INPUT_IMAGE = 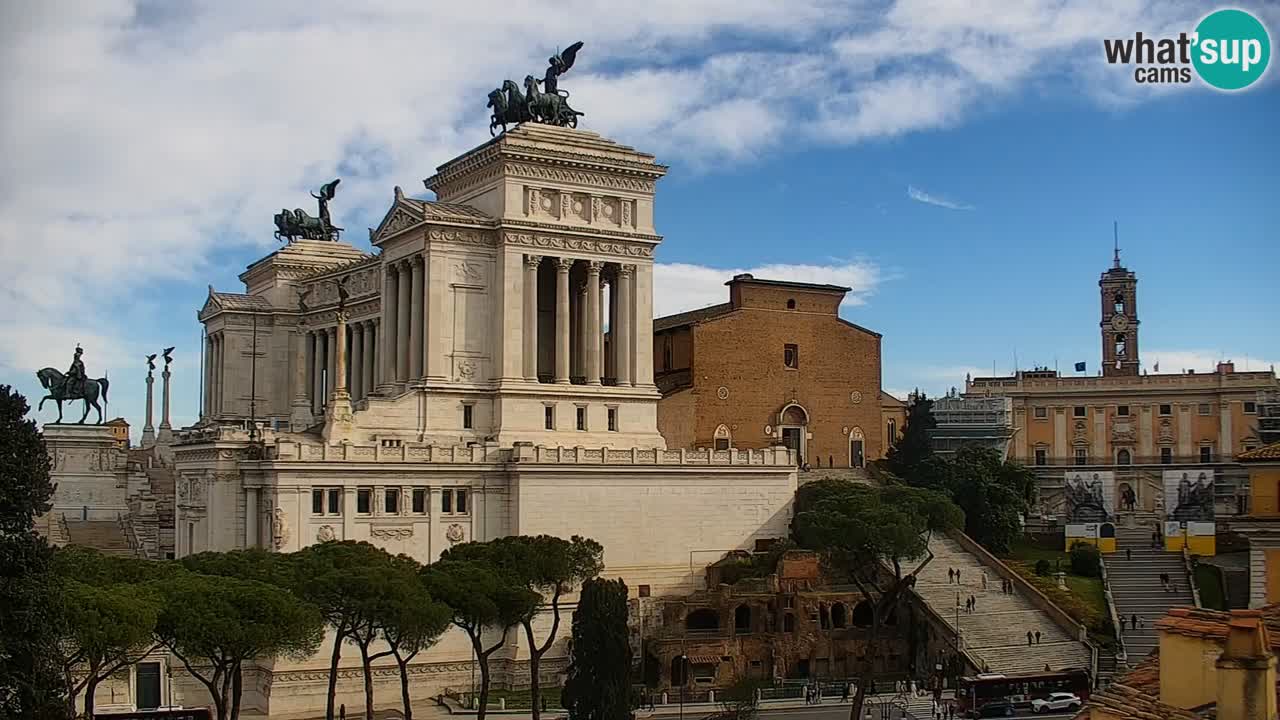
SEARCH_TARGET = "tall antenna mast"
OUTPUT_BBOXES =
[1113,220,1121,268]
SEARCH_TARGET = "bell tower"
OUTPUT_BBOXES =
[1100,226,1139,377]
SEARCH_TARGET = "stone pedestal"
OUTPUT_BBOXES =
[42,424,128,521]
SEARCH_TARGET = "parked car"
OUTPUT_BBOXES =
[973,699,1015,718]
[1031,692,1083,713]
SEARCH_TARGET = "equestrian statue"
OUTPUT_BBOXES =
[36,345,111,424]
[275,179,343,243]
[488,41,585,135]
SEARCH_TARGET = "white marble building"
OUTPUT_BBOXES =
[171,125,798,717]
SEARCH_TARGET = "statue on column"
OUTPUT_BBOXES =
[163,347,174,368]
[36,345,111,424]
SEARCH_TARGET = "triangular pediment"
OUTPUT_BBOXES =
[198,286,221,320]
[370,195,425,245]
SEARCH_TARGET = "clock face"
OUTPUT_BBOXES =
[1110,314,1129,331]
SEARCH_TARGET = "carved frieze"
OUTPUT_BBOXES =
[446,523,465,543]
[427,228,498,247]
[370,526,414,540]
[316,524,336,543]
[505,162,657,193]
[501,231,653,258]
[453,262,485,284]
[382,208,424,237]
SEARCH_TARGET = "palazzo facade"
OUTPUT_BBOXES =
[172,125,799,718]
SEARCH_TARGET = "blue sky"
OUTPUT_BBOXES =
[1,1,1277,436]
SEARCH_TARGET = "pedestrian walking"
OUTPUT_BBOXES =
[956,568,962,584]
[1152,530,1160,548]
[1035,630,1042,644]
[1126,548,1132,561]
[1119,615,1127,632]
[1131,614,1139,629]
[981,570,988,589]
[948,567,955,583]
[970,594,976,611]
[1027,630,1034,645]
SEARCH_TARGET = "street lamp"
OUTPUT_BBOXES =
[678,654,687,720]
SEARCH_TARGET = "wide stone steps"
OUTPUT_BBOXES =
[64,520,138,557]
[911,536,1093,675]
[1104,533,1195,663]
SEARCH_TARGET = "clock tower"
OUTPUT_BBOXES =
[1100,241,1139,377]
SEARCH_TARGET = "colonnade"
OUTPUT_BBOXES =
[525,255,637,386]
[203,332,227,418]
[301,319,379,415]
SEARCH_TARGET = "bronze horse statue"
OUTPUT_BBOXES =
[36,368,110,424]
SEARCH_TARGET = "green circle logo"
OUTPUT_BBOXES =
[1192,8,1271,90]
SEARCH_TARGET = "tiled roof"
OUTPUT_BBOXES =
[1077,683,1198,720]
[1114,652,1160,695]
[210,292,272,311]
[1239,442,1280,462]
[653,303,732,332]
[405,198,493,223]
[1155,607,1233,641]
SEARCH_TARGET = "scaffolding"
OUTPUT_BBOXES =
[1258,388,1280,446]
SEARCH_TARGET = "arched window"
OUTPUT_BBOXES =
[831,603,847,628]
[781,403,808,426]
[1115,333,1127,357]
[1117,449,1131,465]
[786,298,796,310]
[734,605,751,633]
[1114,292,1125,314]
[714,424,731,451]
[887,419,897,442]
[686,608,719,631]
[851,601,874,627]
[671,656,688,686]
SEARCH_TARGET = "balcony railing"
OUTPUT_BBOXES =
[1027,454,1226,467]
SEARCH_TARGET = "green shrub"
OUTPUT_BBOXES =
[1034,559,1051,576]
[1069,542,1102,577]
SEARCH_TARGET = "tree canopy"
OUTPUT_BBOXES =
[561,577,631,720]
[59,580,162,718]
[884,392,937,479]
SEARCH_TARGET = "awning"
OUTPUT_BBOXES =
[687,655,721,666]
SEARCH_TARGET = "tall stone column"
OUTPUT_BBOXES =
[142,367,156,448]
[326,327,337,408]
[291,328,313,431]
[523,255,541,380]
[576,282,588,380]
[381,265,399,390]
[203,337,213,420]
[363,320,376,398]
[245,487,259,549]
[554,258,572,383]
[324,312,354,444]
[158,360,173,443]
[409,256,424,379]
[396,261,411,384]
[350,322,365,401]
[585,261,603,385]
[311,332,324,416]
[600,277,609,380]
[616,264,634,386]
[211,335,221,418]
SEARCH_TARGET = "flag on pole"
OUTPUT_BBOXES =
[1153,361,1159,372]
[1074,361,1086,372]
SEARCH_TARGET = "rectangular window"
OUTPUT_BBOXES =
[1033,406,1047,419]
[456,490,468,514]
[783,344,799,369]
[1200,446,1212,463]
[1034,448,1047,466]
[714,438,730,451]
[638,584,651,598]
[1160,447,1173,464]
[1116,405,1129,416]
[384,489,400,514]
[356,488,372,514]
[1073,406,1086,418]
[576,406,587,431]
[462,404,474,429]
[1199,403,1212,416]
[1159,403,1172,416]
[327,488,341,515]
[607,407,618,432]
[544,405,555,430]
[412,488,426,514]
[1074,448,1088,466]
[312,489,324,514]
[1245,401,1258,414]
[442,489,453,514]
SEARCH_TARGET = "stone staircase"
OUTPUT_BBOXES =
[64,519,139,557]
[1104,525,1195,661]
[913,535,1093,674]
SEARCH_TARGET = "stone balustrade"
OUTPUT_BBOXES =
[268,438,795,466]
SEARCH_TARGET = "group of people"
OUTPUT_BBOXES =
[1026,629,1044,645]
[930,699,958,719]
[960,593,978,614]
[1119,613,1144,632]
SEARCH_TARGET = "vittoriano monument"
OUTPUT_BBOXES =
[487,41,585,135]
[274,178,342,242]
[36,344,111,424]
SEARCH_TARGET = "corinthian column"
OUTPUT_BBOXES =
[363,320,376,398]
[554,258,571,383]
[324,311,354,444]
[585,261,603,385]
[396,261,411,384]
[381,266,399,390]
[350,322,364,401]
[291,327,313,430]
[409,256,424,379]
[616,264,634,386]
[311,331,324,415]
[523,255,541,381]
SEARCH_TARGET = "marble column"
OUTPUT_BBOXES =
[323,313,354,444]
[212,334,222,416]
[159,363,173,439]
[304,331,316,413]
[600,277,609,380]
[382,266,399,388]
[363,320,376,398]
[409,256,424,379]
[142,369,156,447]
[351,322,365,401]
[523,255,541,380]
[576,282,588,381]
[311,331,324,415]
[326,327,337,405]
[554,258,572,383]
[616,264,634,386]
[396,261,411,384]
[203,338,213,419]
[334,319,349,395]
[291,328,313,429]
[245,487,259,549]
[585,261,602,385]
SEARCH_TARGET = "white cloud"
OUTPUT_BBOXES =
[1144,350,1279,375]
[906,185,974,211]
[653,261,882,318]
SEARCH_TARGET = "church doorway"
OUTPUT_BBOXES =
[779,403,808,466]
[781,427,804,466]
[849,427,866,468]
